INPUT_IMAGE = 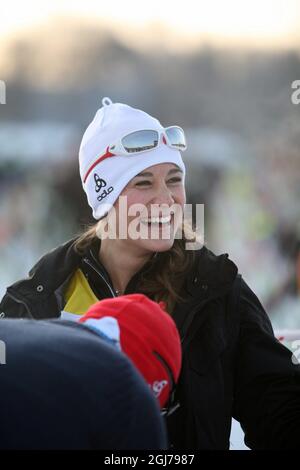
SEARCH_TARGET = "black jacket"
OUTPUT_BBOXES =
[1,237,300,449]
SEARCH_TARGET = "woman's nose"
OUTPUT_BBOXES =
[151,186,175,206]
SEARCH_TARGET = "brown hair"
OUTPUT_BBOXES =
[73,221,198,315]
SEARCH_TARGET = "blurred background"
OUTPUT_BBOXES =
[0,0,299,326]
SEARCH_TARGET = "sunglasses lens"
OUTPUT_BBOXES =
[122,130,159,153]
[165,127,187,151]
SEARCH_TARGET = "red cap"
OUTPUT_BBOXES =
[79,293,182,407]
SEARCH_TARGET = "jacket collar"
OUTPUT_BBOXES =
[185,246,238,300]
[85,238,159,295]
[7,237,81,299]
[7,237,238,319]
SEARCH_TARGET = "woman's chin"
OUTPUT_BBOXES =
[138,237,175,253]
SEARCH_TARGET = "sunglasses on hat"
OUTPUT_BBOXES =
[110,126,187,155]
[83,126,187,184]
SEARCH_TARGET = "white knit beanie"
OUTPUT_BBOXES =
[79,97,186,220]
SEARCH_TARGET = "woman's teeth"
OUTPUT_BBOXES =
[140,216,171,225]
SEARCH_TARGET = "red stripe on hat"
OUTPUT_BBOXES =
[83,147,116,183]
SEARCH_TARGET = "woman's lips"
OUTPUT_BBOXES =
[140,214,173,226]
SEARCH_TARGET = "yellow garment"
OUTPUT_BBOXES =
[63,268,99,317]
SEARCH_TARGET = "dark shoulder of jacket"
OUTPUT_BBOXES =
[27,236,81,279]
[194,246,270,329]
[177,246,239,347]
[238,277,274,338]
[0,236,82,319]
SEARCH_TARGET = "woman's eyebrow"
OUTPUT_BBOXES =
[135,168,183,178]
[168,168,183,175]
[135,172,153,177]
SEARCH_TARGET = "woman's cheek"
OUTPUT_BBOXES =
[126,191,150,215]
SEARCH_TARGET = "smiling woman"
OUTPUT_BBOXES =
[1,97,300,450]
[71,97,197,311]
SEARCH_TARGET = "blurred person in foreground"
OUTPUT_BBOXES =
[1,97,300,449]
[0,293,180,449]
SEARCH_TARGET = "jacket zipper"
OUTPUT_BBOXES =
[5,291,33,318]
[82,257,117,298]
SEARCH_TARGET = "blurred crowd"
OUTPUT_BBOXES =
[0,20,299,328]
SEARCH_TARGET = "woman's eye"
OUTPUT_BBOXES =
[168,178,182,183]
[135,178,182,187]
[135,181,151,186]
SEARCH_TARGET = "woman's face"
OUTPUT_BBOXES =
[112,163,186,254]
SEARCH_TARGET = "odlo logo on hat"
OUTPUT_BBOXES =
[94,174,114,202]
